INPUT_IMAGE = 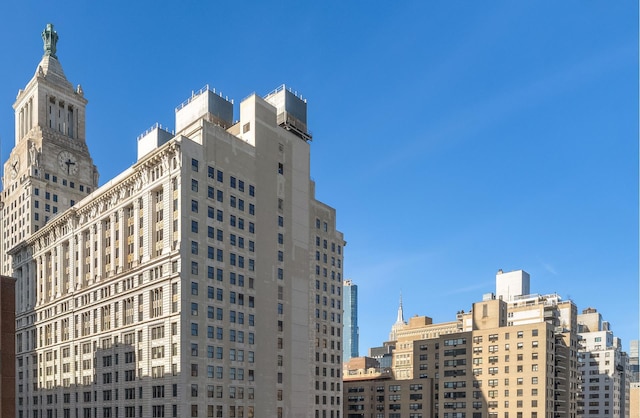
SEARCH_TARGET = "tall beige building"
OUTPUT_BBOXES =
[7,25,344,418]
[348,269,580,418]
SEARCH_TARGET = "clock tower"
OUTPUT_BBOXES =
[1,24,99,274]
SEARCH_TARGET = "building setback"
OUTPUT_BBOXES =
[6,24,345,418]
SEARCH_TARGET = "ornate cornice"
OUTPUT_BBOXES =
[21,140,180,258]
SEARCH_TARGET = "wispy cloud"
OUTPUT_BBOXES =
[443,280,494,296]
[350,248,440,286]
[368,41,636,174]
[540,262,558,276]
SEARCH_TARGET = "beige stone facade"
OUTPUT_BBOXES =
[2,50,98,275]
[347,274,580,418]
[630,383,639,418]
[343,363,433,418]
[7,26,344,418]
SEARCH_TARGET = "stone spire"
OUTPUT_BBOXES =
[31,23,72,90]
[395,293,405,325]
[13,24,87,147]
[389,293,406,341]
[42,23,58,59]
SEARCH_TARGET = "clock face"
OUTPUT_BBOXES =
[58,151,78,175]
[10,155,19,179]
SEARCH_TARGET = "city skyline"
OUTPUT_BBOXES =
[0,1,637,358]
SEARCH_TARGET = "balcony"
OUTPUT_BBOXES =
[544,309,558,320]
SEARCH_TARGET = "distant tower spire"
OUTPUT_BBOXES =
[389,293,406,341]
[42,23,59,59]
[395,293,405,325]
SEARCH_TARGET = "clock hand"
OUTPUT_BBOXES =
[65,159,76,174]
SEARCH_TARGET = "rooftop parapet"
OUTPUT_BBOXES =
[175,85,234,132]
[264,84,312,141]
[137,123,174,160]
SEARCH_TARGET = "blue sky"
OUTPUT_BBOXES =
[0,2,637,353]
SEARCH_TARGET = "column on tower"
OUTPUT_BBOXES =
[61,103,67,136]
[123,204,133,270]
[67,105,74,138]
[109,212,117,276]
[141,191,151,263]
[36,255,43,306]
[76,231,84,289]
[152,186,164,257]
[47,96,54,130]
[19,107,24,139]
[117,207,125,273]
[28,98,33,132]
[28,259,35,309]
[20,99,34,138]
[56,101,63,134]
[56,244,63,297]
[96,220,104,282]
[16,263,23,311]
[63,239,70,294]
[133,199,140,266]
[68,234,75,292]
[171,177,179,250]
[51,247,55,297]
[15,265,24,312]
[162,180,172,254]
[89,225,96,285]
[44,252,51,303]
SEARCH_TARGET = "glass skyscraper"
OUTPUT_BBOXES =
[343,280,359,360]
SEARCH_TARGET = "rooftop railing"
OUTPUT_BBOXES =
[136,122,174,141]
[264,84,307,103]
[175,85,232,112]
